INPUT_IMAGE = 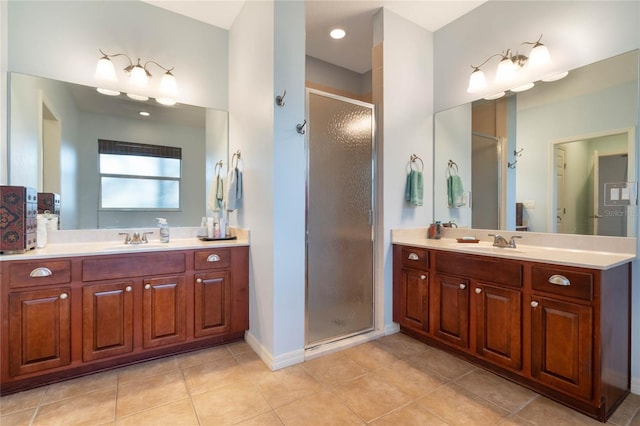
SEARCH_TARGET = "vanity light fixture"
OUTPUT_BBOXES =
[510,82,535,92]
[467,34,551,94]
[330,28,346,39]
[94,49,178,105]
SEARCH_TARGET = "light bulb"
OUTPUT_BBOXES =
[95,57,117,82]
[496,56,516,81]
[467,68,486,93]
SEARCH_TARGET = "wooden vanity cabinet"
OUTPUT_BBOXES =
[392,245,429,332]
[392,244,631,422]
[1,245,249,395]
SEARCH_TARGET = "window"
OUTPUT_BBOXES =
[98,140,181,209]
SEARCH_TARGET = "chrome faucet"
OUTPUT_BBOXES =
[488,234,522,248]
[118,231,154,245]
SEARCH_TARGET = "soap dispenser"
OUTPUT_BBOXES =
[157,218,170,243]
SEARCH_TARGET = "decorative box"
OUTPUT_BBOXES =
[0,186,38,253]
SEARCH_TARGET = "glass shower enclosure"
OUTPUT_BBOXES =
[305,89,375,348]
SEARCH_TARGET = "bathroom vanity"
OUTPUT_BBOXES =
[0,235,249,395]
[392,230,634,422]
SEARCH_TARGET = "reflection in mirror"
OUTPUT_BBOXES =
[434,50,638,237]
[8,73,228,230]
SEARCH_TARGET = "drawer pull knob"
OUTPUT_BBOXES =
[125,286,132,292]
[459,283,466,290]
[196,278,203,283]
[420,275,426,280]
[60,293,68,300]
[531,301,539,308]
[475,288,482,294]
[145,284,151,290]
[548,274,570,286]
[408,253,419,261]
[207,254,221,262]
[30,267,52,277]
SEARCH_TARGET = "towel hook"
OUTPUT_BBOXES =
[410,154,424,171]
[275,89,286,107]
[296,119,307,135]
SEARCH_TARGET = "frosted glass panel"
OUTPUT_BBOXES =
[306,91,374,347]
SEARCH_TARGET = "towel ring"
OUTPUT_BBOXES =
[214,160,223,175]
[410,154,424,172]
[447,160,459,176]
[231,150,242,169]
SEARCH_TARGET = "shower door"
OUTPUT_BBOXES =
[305,89,375,348]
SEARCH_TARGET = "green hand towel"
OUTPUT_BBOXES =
[447,175,465,207]
[405,170,423,206]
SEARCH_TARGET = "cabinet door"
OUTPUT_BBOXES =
[530,296,593,400]
[194,271,231,338]
[82,281,134,361]
[397,269,429,331]
[431,274,469,348]
[9,288,71,376]
[143,276,186,348]
[474,283,521,370]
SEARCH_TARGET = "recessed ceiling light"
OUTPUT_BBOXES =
[330,28,346,40]
[127,93,149,101]
[139,111,150,117]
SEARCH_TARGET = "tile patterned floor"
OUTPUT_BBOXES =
[1,333,639,425]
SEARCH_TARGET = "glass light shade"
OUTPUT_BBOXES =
[126,93,149,101]
[96,87,120,96]
[95,57,117,82]
[496,57,516,81]
[467,69,486,93]
[160,72,177,96]
[528,43,551,67]
[129,65,148,85]
[542,71,568,82]
[156,97,176,106]
[511,82,535,92]
[484,92,505,100]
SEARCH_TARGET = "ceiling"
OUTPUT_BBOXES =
[143,0,486,74]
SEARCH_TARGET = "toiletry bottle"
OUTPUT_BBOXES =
[157,218,170,243]
[198,217,208,237]
[213,217,221,238]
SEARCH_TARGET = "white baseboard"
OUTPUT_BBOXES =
[632,375,640,395]
[385,322,400,335]
[304,329,385,361]
[244,330,305,371]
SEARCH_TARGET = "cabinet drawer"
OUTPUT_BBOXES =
[435,252,522,288]
[7,260,71,288]
[194,249,232,270]
[400,247,429,270]
[532,266,593,301]
[82,252,185,282]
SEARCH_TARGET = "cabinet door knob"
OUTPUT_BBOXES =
[459,283,466,290]
[531,301,539,308]
[408,253,419,260]
[144,284,151,290]
[475,288,482,294]
[60,292,68,300]
[207,254,221,262]
[196,278,203,283]
[30,267,52,277]
[125,286,132,292]
[548,274,570,286]
[420,275,427,280]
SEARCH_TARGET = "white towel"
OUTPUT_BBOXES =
[207,173,223,212]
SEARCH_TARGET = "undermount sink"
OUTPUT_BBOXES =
[99,243,167,252]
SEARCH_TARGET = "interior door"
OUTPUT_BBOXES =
[472,133,500,229]
[595,154,628,236]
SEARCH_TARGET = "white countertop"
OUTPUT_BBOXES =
[0,227,250,261]
[392,228,636,270]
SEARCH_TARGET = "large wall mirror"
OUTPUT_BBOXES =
[8,73,228,230]
[434,50,638,237]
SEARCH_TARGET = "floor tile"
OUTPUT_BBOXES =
[0,408,36,426]
[41,370,118,405]
[608,393,640,426]
[0,387,45,415]
[256,364,323,408]
[341,341,399,371]
[191,380,270,425]
[514,395,602,426]
[116,370,189,418]
[176,345,233,369]
[417,383,510,426]
[369,402,449,425]
[275,389,363,426]
[302,352,367,385]
[374,333,431,358]
[455,368,537,412]
[116,398,198,426]
[32,387,116,426]
[117,356,180,384]
[236,410,284,426]
[631,410,640,426]
[404,347,476,381]
[371,358,446,399]
[227,340,254,356]
[333,372,413,422]
[182,355,247,395]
